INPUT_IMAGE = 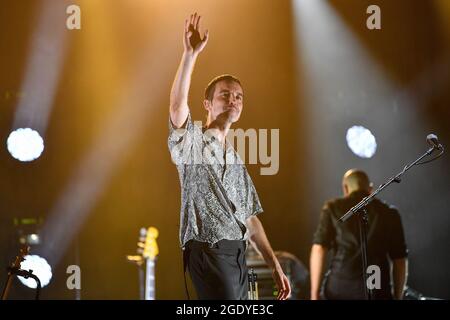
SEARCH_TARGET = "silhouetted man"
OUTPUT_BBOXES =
[310,169,408,300]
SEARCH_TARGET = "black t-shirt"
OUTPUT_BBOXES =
[313,190,408,299]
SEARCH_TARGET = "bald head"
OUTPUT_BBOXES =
[342,169,372,196]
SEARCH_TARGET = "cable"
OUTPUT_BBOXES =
[416,148,445,165]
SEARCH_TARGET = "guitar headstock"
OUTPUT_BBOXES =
[11,245,29,270]
[137,227,159,261]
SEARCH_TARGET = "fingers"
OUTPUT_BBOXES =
[276,290,282,300]
[282,283,291,300]
[184,19,192,40]
[276,277,286,300]
[202,29,209,43]
[275,275,291,300]
[195,14,201,30]
[277,289,285,300]
[187,12,202,30]
[282,276,291,300]
[277,289,287,300]
[194,29,209,53]
[185,14,196,37]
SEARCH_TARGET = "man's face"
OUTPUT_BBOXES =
[204,80,243,124]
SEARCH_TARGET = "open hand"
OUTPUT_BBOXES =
[183,13,209,55]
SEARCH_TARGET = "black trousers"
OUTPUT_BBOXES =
[184,239,248,300]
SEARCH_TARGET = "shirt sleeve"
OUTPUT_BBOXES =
[387,208,408,260]
[168,113,200,165]
[312,203,336,249]
[249,184,263,217]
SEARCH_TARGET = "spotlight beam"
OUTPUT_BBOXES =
[13,0,70,135]
[40,36,176,268]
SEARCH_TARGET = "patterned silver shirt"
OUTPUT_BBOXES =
[168,113,263,247]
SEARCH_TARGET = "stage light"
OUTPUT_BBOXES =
[346,125,377,159]
[6,128,45,162]
[23,233,40,246]
[18,255,52,289]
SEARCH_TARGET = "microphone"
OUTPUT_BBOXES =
[427,134,443,150]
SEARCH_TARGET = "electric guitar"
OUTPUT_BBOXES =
[138,227,159,300]
[1,245,29,300]
[248,268,259,300]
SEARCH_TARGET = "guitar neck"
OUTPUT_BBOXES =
[145,259,155,300]
[248,270,259,300]
[1,273,15,300]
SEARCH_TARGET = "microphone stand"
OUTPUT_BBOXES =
[2,267,42,300]
[339,144,444,300]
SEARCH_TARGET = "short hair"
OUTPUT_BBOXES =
[204,74,242,101]
[343,169,371,192]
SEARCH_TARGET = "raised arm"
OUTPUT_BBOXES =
[170,13,209,128]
